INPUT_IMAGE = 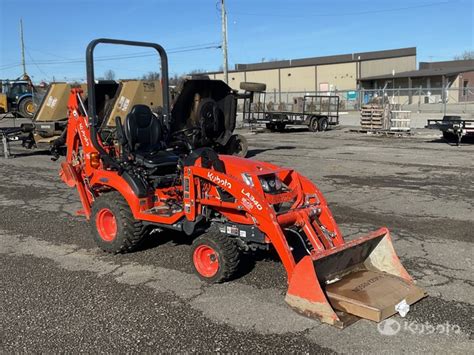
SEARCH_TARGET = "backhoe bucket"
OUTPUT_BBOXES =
[285,228,426,328]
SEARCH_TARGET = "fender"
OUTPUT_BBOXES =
[17,93,33,103]
[90,171,145,218]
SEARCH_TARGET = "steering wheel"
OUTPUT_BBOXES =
[171,126,202,152]
[171,126,201,138]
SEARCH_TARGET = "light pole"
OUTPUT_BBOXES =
[221,0,229,83]
[20,19,27,78]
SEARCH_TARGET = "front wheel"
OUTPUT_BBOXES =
[19,97,35,118]
[91,191,147,253]
[190,230,240,283]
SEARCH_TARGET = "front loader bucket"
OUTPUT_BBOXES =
[285,228,426,328]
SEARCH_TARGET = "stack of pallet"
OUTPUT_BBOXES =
[390,110,411,131]
[360,104,386,130]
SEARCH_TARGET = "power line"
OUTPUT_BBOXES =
[229,1,452,18]
[25,47,50,80]
[0,42,221,70]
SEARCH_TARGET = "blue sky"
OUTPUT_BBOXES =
[0,0,472,82]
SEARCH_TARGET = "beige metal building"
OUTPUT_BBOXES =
[358,59,474,103]
[208,47,417,96]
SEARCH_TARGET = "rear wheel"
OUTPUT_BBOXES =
[91,191,146,253]
[318,117,329,132]
[19,97,35,118]
[191,230,240,283]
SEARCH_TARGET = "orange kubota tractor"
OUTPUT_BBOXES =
[60,39,425,328]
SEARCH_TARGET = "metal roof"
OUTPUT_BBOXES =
[359,66,474,81]
[206,47,416,74]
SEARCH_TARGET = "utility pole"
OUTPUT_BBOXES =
[221,0,229,83]
[19,19,27,77]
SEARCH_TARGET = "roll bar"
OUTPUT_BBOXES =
[85,38,170,163]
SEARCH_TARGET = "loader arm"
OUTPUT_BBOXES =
[185,157,425,328]
[184,161,346,281]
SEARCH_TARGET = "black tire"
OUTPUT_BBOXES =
[19,97,35,118]
[190,229,240,283]
[91,191,147,253]
[442,131,456,142]
[240,82,266,92]
[226,134,248,157]
[318,117,329,132]
[276,123,286,132]
[309,116,318,132]
[266,123,277,131]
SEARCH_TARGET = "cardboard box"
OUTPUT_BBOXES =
[325,270,426,322]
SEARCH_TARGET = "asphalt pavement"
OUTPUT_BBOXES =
[0,124,473,353]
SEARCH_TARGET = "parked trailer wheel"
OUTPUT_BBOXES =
[226,134,248,157]
[309,116,318,132]
[318,117,329,132]
[442,131,456,142]
[91,191,147,253]
[191,230,240,283]
[276,123,286,132]
[19,97,35,118]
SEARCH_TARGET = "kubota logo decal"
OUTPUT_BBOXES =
[207,172,232,189]
[241,189,263,211]
[78,122,90,147]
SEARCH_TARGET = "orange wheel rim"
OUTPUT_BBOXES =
[193,245,219,277]
[96,208,117,241]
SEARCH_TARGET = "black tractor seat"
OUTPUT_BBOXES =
[134,150,179,170]
[123,104,179,170]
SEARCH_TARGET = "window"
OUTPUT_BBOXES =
[463,80,469,96]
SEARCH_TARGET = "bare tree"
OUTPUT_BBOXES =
[142,71,160,81]
[103,69,116,80]
[453,51,474,60]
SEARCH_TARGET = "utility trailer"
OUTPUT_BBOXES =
[243,89,339,132]
[427,115,474,146]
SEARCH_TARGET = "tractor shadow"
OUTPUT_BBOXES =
[137,229,192,251]
[247,145,296,158]
[234,248,282,280]
[136,229,283,281]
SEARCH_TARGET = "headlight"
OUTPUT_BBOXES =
[241,173,254,187]
[259,174,283,193]
[260,178,270,192]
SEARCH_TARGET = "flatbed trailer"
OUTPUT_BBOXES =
[0,125,32,158]
[243,93,340,132]
[427,115,474,146]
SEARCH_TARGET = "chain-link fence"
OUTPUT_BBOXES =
[242,87,474,115]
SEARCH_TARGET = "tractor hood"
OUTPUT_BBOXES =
[220,155,279,175]
[170,79,237,147]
